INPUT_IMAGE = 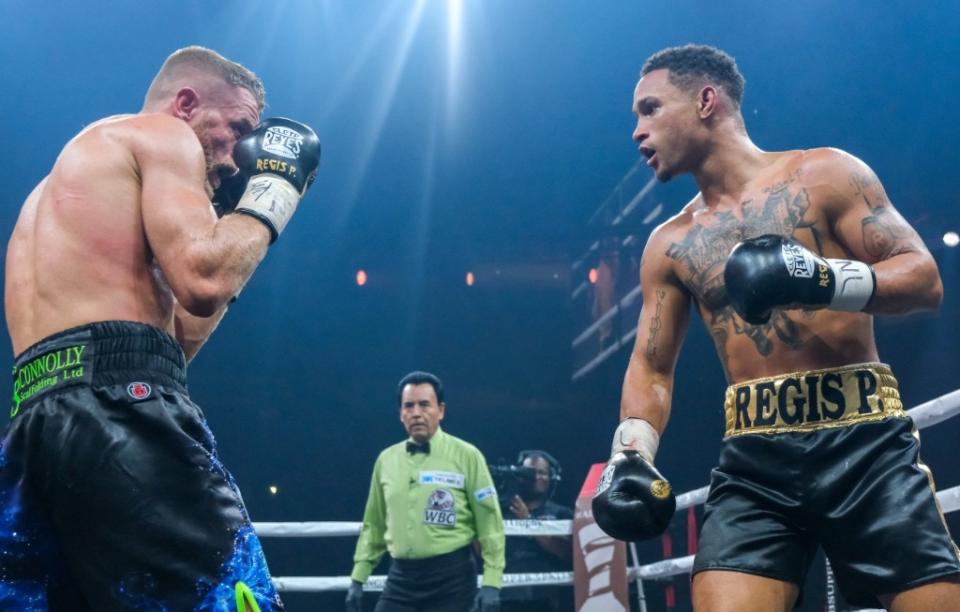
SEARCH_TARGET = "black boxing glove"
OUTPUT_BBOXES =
[232,117,321,242]
[724,234,875,325]
[210,171,246,217]
[592,418,675,541]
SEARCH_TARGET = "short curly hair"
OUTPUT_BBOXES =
[641,44,745,107]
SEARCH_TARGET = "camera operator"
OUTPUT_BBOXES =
[501,451,573,612]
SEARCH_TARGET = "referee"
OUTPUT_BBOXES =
[346,371,505,612]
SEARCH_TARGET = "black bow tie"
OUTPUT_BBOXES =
[407,441,430,455]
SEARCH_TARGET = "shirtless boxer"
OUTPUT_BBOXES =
[591,44,960,611]
[0,46,319,610]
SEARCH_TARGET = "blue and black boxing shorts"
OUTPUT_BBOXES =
[692,362,960,608]
[0,321,282,611]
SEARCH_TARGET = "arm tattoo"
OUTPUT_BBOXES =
[850,172,913,259]
[849,172,881,210]
[645,289,666,359]
[861,212,909,258]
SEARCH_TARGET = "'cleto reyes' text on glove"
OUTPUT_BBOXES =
[231,117,321,242]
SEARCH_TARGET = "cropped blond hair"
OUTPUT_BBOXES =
[144,46,265,111]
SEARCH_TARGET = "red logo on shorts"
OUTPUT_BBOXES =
[126,382,152,400]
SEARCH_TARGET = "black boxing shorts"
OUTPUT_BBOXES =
[0,321,282,611]
[692,362,960,608]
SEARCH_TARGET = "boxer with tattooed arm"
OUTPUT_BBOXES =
[591,44,959,612]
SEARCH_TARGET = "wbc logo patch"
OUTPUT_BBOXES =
[423,488,457,528]
[126,382,152,401]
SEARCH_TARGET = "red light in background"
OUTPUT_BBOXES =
[466,271,475,286]
[588,268,598,284]
[356,270,368,286]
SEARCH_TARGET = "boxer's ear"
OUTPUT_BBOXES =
[697,85,719,119]
[173,87,200,120]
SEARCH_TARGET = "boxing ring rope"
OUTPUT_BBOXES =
[255,518,574,539]
[256,389,960,601]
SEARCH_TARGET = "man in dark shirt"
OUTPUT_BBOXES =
[503,451,573,612]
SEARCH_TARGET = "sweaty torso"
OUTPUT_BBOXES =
[5,115,178,356]
[663,150,877,383]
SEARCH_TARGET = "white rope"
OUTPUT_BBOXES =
[254,521,360,538]
[273,577,359,593]
[676,486,709,511]
[273,572,577,593]
[502,519,573,536]
[501,571,574,587]
[630,554,695,581]
[907,389,960,429]
[939,483,960,514]
[253,519,573,538]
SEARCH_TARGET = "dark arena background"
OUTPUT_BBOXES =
[3,1,959,611]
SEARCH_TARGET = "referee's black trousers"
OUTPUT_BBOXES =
[374,546,478,612]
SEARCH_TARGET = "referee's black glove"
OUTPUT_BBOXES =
[471,586,500,612]
[345,580,364,612]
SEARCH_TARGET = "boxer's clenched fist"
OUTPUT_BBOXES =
[232,117,321,242]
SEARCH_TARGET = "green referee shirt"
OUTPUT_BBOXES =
[350,427,506,587]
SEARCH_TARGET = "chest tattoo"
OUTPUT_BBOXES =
[666,179,821,363]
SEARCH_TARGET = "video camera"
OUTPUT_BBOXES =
[488,464,539,512]
[488,450,562,513]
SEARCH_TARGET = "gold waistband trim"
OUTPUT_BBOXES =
[723,362,904,438]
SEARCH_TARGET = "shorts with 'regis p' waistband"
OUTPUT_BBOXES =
[0,321,282,611]
[692,362,960,608]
